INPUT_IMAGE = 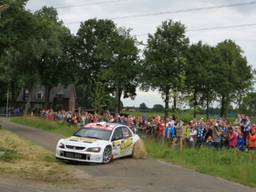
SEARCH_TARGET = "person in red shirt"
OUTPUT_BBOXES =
[228,127,238,148]
[158,120,165,138]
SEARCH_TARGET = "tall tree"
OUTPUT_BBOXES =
[186,41,216,118]
[0,2,73,112]
[34,6,73,108]
[99,28,140,113]
[142,20,189,119]
[76,19,140,112]
[75,19,117,108]
[215,40,253,117]
[0,0,37,109]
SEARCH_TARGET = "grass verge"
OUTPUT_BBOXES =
[11,116,76,136]
[143,138,256,187]
[0,128,81,183]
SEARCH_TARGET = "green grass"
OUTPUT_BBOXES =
[11,117,77,136]
[123,110,217,122]
[144,138,256,187]
[0,147,18,161]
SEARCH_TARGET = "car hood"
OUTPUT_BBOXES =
[59,136,109,148]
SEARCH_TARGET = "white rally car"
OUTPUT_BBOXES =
[56,122,140,163]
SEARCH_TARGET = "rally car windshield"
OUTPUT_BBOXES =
[73,128,112,141]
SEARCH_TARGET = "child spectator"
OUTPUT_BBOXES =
[228,127,238,148]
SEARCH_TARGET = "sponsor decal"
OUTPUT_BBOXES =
[120,138,133,150]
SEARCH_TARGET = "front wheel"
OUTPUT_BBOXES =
[102,146,112,164]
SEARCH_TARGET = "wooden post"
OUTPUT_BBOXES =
[176,120,183,152]
[179,136,183,152]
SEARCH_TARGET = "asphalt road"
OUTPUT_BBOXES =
[1,119,255,192]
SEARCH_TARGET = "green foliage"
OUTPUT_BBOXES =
[142,20,189,118]
[152,104,164,112]
[92,81,111,113]
[144,138,256,187]
[139,103,148,111]
[0,147,18,161]
[99,28,140,113]
[75,19,117,85]
[215,40,253,117]
[240,92,256,115]
[76,19,140,113]
[0,2,73,109]
[186,41,216,117]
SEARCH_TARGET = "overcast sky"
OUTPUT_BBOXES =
[26,0,256,108]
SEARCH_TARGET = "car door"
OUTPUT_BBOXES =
[111,127,124,159]
[120,126,134,157]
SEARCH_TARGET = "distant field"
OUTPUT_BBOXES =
[125,111,256,124]
[122,111,232,122]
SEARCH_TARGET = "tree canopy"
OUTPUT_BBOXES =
[142,20,189,119]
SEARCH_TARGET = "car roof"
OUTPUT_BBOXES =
[83,122,124,131]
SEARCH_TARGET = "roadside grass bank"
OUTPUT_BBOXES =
[11,116,76,136]
[143,138,256,187]
[0,127,81,183]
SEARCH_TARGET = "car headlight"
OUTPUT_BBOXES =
[86,147,101,153]
[58,143,65,149]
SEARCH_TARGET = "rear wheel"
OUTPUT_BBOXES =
[102,146,112,164]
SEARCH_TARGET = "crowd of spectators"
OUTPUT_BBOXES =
[40,109,256,151]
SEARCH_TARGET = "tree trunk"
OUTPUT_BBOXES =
[224,96,230,118]
[193,89,197,118]
[115,84,122,114]
[206,94,209,119]
[24,83,33,115]
[220,95,225,117]
[220,95,229,118]
[44,85,51,109]
[173,90,177,113]
[10,81,15,106]
[164,87,170,121]
[237,93,242,112]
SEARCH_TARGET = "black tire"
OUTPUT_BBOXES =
[102,146,112,164]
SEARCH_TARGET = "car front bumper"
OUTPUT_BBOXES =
[56,148,103,163]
